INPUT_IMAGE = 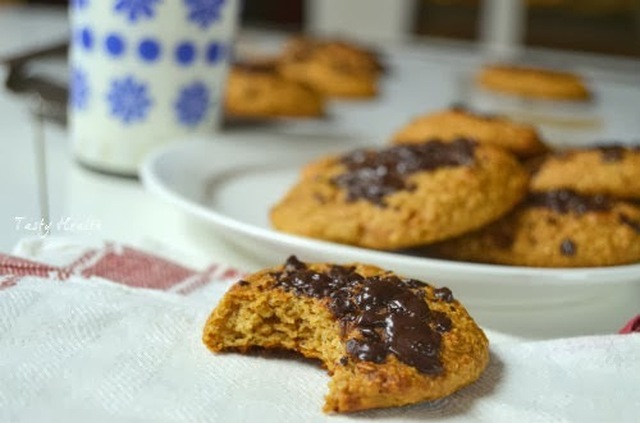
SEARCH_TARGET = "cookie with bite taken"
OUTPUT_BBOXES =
[203,256,489,413]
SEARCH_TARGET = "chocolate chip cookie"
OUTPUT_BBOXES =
[270,139,529,250]
[203,256,489,413]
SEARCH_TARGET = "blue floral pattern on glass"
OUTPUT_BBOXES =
[70,67,90,110]
[174,82,210,126]
[184,0,225,29]
[107,76,152,124]
[114,0,161,23]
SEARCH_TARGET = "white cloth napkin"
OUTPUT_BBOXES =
[0,239,638,422]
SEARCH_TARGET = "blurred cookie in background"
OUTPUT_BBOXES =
[469,64,600,148]
[277,37,384,98]
[391,105,549,159]
[224,59,326,119]
[476,64,591,101]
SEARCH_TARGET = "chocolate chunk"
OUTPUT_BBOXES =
[237,280,250,287]
[284,255,307,271]
[528,190,612,215]
[431,311,453,333]
[560,239,577,256]
[598,146,626,162]
[403,278,428,289]
[273,256,451,375]
[332,139,477,206]
[491,227,516,249]
[594,144,640,163]
[433,287,454,302]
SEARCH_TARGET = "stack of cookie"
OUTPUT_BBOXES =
[224,36,384,119]
[427,145,640,267]
[270,105,640,268]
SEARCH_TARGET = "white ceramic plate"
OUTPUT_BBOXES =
[141,133,640,309]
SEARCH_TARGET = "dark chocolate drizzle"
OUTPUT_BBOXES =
[273,256,452,375]
[332,139,477,206]
[527,189,612,215]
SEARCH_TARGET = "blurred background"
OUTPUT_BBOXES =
[8,0,640,57]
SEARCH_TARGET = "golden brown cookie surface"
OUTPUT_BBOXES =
[530,145,640,200]
[477,64,591,101]
[224,61,325,118]
[203,256,489,413]
[391,106,548,158]
[277,37,381,98]
[424,190,640,267]
[271,139,529,250]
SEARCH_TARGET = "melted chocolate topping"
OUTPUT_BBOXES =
[527,190,612,215]
[332,139,477,206]
[273,256,453,375]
